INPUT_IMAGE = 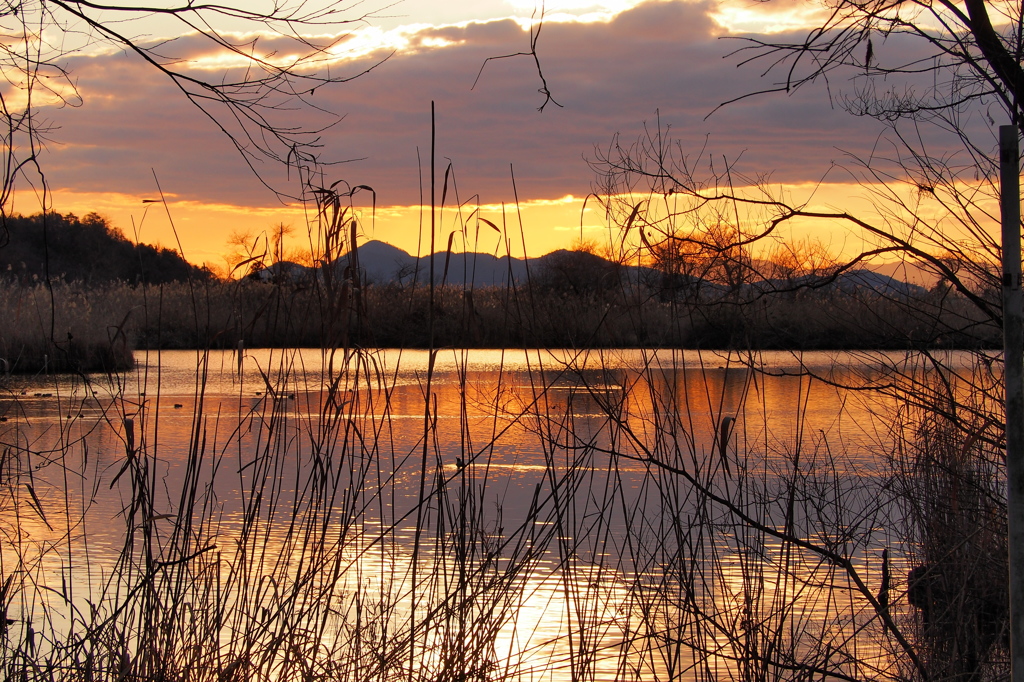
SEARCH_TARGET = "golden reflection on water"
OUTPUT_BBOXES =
[0,348,970,680]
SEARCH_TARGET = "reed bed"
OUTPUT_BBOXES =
[0,267,994,375]
[0,281,136,373]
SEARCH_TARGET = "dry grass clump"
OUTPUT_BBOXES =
[889,362,1008,680]
[0,281,135,373]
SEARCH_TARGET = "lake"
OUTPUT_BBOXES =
[0,348,1001,681]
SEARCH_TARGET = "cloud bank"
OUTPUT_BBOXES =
[39,1,908,210]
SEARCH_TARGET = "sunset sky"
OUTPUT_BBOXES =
[19,0,996,272]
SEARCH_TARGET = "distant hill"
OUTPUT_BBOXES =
[832,269,930,297]
[749,268,930,299]
[335,241,927,299]
[248,240,930,307]
[0,212,212,285]
[336,240,530,287]
[337,241,642,288]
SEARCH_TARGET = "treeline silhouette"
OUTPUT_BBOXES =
[0,212,212,285]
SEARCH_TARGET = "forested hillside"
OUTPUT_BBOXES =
[1,212,212,285]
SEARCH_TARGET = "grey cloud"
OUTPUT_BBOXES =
[36,0,943,211]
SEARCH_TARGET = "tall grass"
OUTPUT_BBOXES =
[0,346,1004,680]
[889,358,1009,679]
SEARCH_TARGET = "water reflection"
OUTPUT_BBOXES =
[0,348,967,680]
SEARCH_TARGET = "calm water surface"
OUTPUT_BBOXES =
[0,348,969,680]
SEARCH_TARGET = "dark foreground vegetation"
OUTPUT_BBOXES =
[0,270,1008,682]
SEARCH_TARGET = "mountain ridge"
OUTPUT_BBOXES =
[339,240,930,296]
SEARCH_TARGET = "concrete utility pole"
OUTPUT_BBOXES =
[1002,124,1024,682]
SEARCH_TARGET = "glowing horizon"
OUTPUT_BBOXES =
[26,172,993,282]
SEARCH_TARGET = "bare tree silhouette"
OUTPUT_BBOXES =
[0,0,390,242]
[585,1,1024,678]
